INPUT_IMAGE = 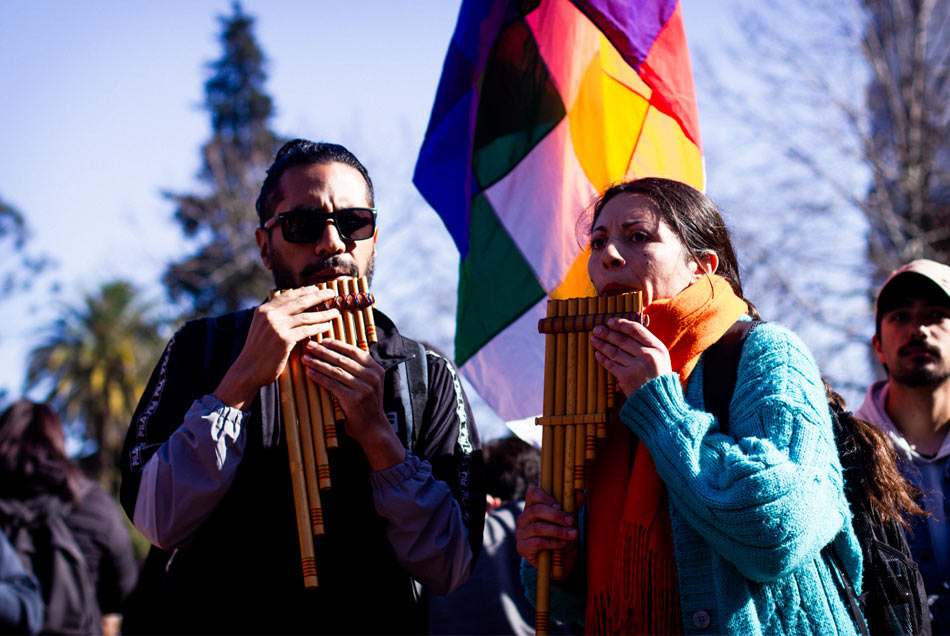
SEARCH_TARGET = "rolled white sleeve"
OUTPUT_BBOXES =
[133,394,248,549]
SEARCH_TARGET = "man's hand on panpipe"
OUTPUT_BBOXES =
[516,486,581,570]
[215,286,340,410]
[302,337,405,471]
[590,317,671,396]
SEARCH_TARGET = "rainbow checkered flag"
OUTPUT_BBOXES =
[414,0,704,421]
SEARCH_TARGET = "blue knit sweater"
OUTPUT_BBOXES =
[524,322,863,635]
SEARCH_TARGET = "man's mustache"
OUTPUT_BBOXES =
[898,338,942,358]
[300,255,359,281]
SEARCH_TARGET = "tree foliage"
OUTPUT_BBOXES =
[163,2,282,318]
[693,0,950,394]
[0,197,50,299]
[861,0,950,282]
[24,281,163,495]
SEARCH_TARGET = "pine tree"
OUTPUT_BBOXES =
[164,2,283,317]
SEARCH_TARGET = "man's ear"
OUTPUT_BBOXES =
[872,332,885,365]
[255,227,273,271]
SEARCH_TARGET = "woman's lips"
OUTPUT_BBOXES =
[601,283,637,296]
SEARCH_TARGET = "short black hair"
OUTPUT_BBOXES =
[483,435,540,502]
[255,139,374,225]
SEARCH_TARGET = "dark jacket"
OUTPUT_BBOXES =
[0,480,138,635]
[66,484,139,617]
[119,308,484,635]
[0,526,43,634]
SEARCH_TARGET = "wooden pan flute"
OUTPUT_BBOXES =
[271,276,377,589]
[534,291,645,634]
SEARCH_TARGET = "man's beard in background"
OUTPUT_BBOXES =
[890,338,950,388]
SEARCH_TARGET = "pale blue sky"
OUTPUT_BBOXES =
[0,0,466,398]
[1,0,464,289]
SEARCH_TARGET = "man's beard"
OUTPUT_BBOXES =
[269,249,375,290]
[890,340,950,388]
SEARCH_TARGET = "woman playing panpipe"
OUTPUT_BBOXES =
[515,178,864,635]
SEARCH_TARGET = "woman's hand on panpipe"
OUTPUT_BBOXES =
[590,318,671,397]
[214,286,340,411]
[301,338,405,471]
[515,486,581,570]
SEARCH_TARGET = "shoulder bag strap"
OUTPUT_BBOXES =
[402,339,429,452]
[824,544,872,636]
[702,320,759,434]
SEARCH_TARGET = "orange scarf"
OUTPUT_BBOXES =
[585,275,748,635]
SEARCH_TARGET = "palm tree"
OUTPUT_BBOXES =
[25,280,163,495]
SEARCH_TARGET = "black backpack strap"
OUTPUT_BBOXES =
[201,310,279,443]
[203,309,254,378]
[390,338,429,452]
[702,320,759,434]
[389,339,429,607]
[824,544,872,636]
[401,339,429,452]
[204,319,216,377]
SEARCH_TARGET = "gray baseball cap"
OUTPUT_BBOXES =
[875,259,950,332]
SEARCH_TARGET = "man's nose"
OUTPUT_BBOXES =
[314,221,346,256]
[908,314,935,338]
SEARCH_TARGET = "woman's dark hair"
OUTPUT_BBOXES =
[255,138,375,225]
[589,177,759,318]
[0,400,82,502]
[825,383,926,526]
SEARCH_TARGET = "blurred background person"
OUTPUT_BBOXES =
[856,259,950,633]
[0,526,43,634]
[427,434,579,635]
[0,400,137,635]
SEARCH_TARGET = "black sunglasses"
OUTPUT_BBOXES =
[262,207,377,243]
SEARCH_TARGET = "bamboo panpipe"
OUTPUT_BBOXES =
[533,291,645,635]
[271,276,378,589]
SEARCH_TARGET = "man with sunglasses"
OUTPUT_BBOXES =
[119,139,485,634]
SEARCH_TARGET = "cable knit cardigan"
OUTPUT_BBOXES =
[524,321,863,635]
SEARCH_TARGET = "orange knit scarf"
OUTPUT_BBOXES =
[584,275,748,635]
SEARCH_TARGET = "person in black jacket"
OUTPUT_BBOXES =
[428,435,581,635]
[0,400,138,635]
[119,139,485,635]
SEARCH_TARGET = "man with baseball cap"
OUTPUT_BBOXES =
[856,258,950,632]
